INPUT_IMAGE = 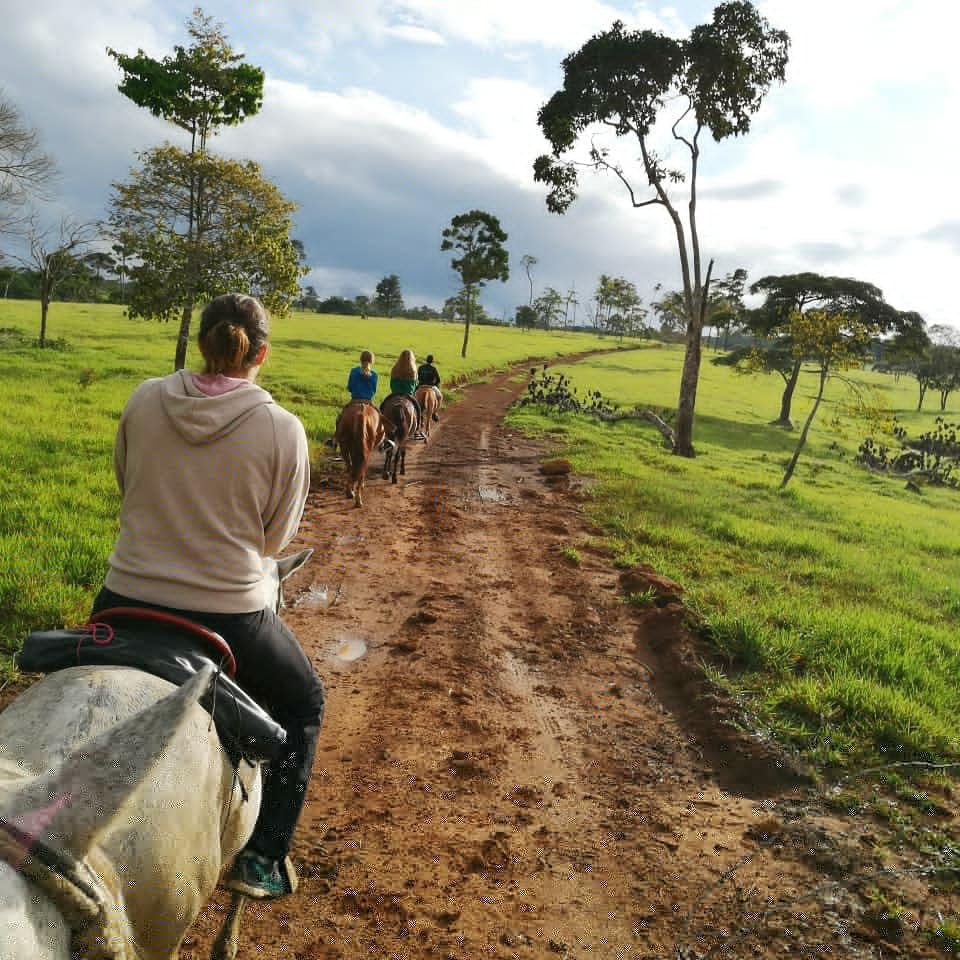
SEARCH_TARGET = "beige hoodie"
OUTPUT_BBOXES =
[105,371,310,613]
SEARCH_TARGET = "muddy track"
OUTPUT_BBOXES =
[180,363,917,960]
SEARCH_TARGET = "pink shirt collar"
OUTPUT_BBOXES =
[191,373,249,397]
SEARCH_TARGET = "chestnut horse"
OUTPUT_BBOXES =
[380,394,418,484]
[415,385,442,440]
[334,401,386,507]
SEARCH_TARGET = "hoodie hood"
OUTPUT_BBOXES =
[160,370,274,444]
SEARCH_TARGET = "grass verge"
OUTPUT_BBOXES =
[507,345,960,769]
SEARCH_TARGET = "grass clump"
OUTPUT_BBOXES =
[928,918,960,953]
[559,544,582,566]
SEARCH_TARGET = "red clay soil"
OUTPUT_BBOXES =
[14,359,949,958]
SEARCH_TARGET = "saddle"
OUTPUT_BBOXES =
[17,609,286,766]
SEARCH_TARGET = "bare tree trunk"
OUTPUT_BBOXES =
[175,302,193,371]
[460,283,472,358]
[673,311,703,457]
[917,383,926,411]
[39,296,49,347]
[673,259,713,458]
[780,366,828,489]
[773,359,802,428]
[175,154,201,372]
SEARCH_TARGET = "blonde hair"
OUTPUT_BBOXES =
[360,350,374,374]
[391,349,416,380]
[198,294,269,375]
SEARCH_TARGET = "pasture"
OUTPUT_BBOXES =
[508,346,960,768]
[0,300,624,674]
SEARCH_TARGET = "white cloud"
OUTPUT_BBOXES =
[0,0,955,328]
[451,78,553,183]
[386,0,673,49]
[383,24,446,46]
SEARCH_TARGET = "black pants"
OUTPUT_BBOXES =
[92,586,325,860]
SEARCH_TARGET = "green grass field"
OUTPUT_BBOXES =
[507,345,960,769]
[0,300,625,673]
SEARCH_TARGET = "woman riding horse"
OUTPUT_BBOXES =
[327,349,379,447]
[385,349,425,440]
[91,293,324,900]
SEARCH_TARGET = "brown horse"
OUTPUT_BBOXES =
[415,385,442,440]
[334,401,385,507]
[380,394,418,483]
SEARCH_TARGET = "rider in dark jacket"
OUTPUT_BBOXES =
[417,355,441,422]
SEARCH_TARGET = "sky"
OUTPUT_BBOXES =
[0,0,956,327]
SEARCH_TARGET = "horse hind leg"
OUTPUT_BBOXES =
[342,451,355,498]
[354,458,367,508]
[211,892,248,960]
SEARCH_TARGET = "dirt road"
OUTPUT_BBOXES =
[182,363,921,960]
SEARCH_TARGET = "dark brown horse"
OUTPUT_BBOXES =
[380,394,418,483]
[334,401,385,507]
[415,385,442,440]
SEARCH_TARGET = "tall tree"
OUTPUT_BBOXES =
[441,210,509,357]
[930,347,960,411]
[564,287,578,327]
[651,286,686,336]
[515,304,537,330]
[746,273,903,427]
[881,317,931,407]
[374,274,404,317]
[709,268,747,348]
[780,310,871,488]
[534,3,789,456]
[0,92,55,234]
[520,254,537,306]
[14,217,97,346]
[109,146,301,331]
[533,286,564,330]
[82,251,116,300]
[108,8,265,369]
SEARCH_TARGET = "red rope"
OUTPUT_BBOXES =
[76,621,114,660]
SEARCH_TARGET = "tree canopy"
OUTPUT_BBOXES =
[737,273,912,427]
[107,8,268,369]
[109,145,301,339]
[533,2,789,456]
[107,8,263,153]
[374,274,404,317]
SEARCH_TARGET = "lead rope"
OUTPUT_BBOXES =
[76,621,114,661]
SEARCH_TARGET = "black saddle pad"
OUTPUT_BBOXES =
[17,623,286,765]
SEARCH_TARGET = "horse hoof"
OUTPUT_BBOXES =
[346,490,354,499]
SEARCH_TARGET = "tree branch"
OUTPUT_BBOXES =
[670,98,696,152]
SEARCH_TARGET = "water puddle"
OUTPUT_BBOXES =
[296,585,332,608]
[478,486,510,504]
[331,637,368,662]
